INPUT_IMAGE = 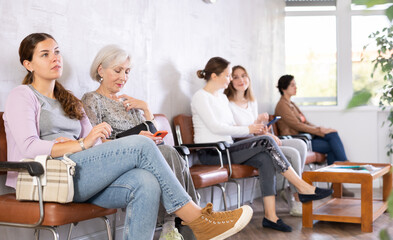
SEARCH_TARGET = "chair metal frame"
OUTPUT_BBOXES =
[174,116,259,208]
[154,114,230,210]
[0,161,113,240]
[175,126,229,209]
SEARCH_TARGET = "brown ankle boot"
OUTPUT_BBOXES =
[182,203,253,240]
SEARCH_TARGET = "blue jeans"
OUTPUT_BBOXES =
[67,135,192,240]
[312,132,347,165]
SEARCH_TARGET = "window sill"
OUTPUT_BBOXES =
[299,105,391,112]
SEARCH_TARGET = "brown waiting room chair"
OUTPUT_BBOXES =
[0,112,117,240]
[153,114,230,209]
[173,114,259,208]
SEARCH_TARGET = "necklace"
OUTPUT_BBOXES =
[96,89,120,102]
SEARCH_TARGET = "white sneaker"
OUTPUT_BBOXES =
[159,222,184,240]
[290,201,302,217]
[279,189,288,203]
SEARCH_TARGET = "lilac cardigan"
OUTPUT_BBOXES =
[3,85,93,188]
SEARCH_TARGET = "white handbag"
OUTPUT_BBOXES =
[16,154,76,203]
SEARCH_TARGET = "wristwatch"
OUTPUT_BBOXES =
[78,138,86,150]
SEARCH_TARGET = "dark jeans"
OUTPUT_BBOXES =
[197,135,292,197]
[311,132,347,165]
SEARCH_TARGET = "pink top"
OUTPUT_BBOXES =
[3,85,94,188]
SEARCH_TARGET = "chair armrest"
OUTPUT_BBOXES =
[277,135,291,140]
[291,133,312,141]
[218,141,231,148]
[278,133,313,151]
[0,161,44,177]
[180,142,229,168]
[181,142,227,151]
[173,146,190,156]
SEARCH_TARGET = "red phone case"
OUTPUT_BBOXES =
[153,131,168,138]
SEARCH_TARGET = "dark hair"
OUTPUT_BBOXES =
[19,33,84,120]
[196,57,230,81]
[277,74,294,96]
[224,65,255,102]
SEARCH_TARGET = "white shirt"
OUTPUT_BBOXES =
[191,89,249,144]
[228,101,258,126]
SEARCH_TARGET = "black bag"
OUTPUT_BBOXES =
[115,121,157,139]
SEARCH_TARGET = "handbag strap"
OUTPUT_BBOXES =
[143,122,150,132]
[63,153,77,176]
[33,155,50,186]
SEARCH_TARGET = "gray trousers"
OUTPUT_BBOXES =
[198,135,292,197]
[277,138,307,193]
[157,145,198,225]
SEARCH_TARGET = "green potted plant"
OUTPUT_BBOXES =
[350,1,393,238]
[349,2,393,154]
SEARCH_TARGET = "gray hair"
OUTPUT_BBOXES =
[90,44,131,82]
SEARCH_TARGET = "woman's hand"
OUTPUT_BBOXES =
[256,112,269,124]
[84,122,113,149]
[248,123,268,135]
[118,94,154,120]
[320,127,337,134]
[119,94,149,112]
[54,137,73,143]
[266,133,282,146]
[139,130,163,145]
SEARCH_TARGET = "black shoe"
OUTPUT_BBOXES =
[262,218,292,232]
[298,187,333,203]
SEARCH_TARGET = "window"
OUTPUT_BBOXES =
[285,16,337,106]
[285,0,392,107]
[285,1,337,106]
[351,3,392,106]
[351,15,391,105]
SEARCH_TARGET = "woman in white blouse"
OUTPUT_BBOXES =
[191,57,333,232]
[224,65,307,217]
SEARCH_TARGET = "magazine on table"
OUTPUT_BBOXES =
[317,164,381,173]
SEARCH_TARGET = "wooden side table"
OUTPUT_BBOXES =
[302,162,392,232]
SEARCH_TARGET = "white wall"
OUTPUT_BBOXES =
[300,106,392,188]
[300,106,391,165]
[0,0,285,239]
[0,0,285,117]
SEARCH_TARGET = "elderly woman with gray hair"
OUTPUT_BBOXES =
[81,45,197,240]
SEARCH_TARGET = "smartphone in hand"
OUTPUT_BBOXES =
[153,130,168,138]
[266,116,281,127]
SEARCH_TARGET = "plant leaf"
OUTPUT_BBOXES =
[366,0,389,8]
[346,90,373,109]
[379,228,390,240]
[386,5,393,21]
[352,0,389,6]
[388,190,393,218]
[352,0,370,5]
